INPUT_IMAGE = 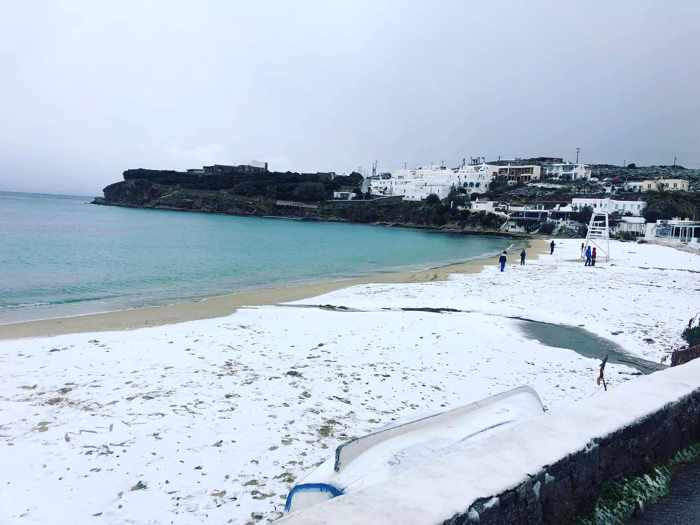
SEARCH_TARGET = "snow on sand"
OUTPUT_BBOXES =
[0,239,697,524]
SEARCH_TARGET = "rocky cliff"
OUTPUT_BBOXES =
[94,170,508,233]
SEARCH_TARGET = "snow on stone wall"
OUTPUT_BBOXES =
[279,359,700,525]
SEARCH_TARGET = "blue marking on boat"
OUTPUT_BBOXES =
[284,483,345,512]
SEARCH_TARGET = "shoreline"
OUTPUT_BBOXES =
[93,198,518,238]
[0,239,547,340]
[3,238,697,523]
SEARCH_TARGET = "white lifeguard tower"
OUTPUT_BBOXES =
[583,212,610,261]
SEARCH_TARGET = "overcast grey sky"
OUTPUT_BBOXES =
[1,1,698,195]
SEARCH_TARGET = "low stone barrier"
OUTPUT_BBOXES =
[279,359,700,525]
[275,200,319,209]
[671,344,700,366]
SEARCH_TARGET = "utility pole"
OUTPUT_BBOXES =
[576,147,580,164]
[673,155,677,168]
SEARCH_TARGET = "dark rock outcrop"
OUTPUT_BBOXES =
[93,169,509,233]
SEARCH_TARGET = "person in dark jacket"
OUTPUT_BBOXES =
[584,245,592,266]
[520,248,526,265]
[550,240,555,254]
[591,247,597,266]
[498,251,507,272]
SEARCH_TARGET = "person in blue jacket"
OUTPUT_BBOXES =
[498,251,507,272]
[584,245,592,266]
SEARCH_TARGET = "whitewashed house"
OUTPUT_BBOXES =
[571,198,646,216]
[453,164,498,194]
[368,164,498,201]
[612,216,647,237]
[624,179,689,192]
[543,163,591,181]
[332,191,356,200]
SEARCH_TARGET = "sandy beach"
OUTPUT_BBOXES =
[0,238,545,340]
[2,238,697,524]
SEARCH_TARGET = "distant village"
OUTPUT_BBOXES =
[353,156,699,249]
[100,155,700,250]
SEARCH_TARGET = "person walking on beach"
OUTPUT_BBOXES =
[550,240,555,255]
[591,247,597,266]
[498,251,507,272]
[584,245,592,266]
[520,248,526,265]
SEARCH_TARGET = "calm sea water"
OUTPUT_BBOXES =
[0,191,511,323]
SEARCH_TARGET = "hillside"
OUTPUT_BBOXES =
[94,170,508,233]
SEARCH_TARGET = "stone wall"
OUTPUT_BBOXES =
[671,344,700,366]
[447,386,700,524]
[279,359,700,525]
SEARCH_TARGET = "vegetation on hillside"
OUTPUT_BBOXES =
[683,315,700,347]
[323,192,505,230]
[99,175,508,232]
[121,168,364,202]
[99,165,700,233]
[642,191,700,222]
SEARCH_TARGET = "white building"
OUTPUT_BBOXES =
[454,164,498,194]
[367,164,498,201]
[612,216,647,237]
[471,199,497,213]
[471,199,509,214]
[332,191,356,200]
[624,178,689,192]
[571,198,646,216]
[366,173,393,196]
[646,218,700,246]
[388,167,457,201]
[543,163,591,181]
[366,161,546,202]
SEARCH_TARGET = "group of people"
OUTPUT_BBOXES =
[498,240,599,272]
[497,246,531,272]
[581,242,597,266]
[497,240,556,272]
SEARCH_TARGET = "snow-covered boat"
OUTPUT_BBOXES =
[284,385,544,513]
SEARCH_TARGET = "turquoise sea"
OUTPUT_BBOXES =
[0,191,511,323]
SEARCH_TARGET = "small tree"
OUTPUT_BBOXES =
[425,193,441,205]
[682,315,700,347]
[572,205,594,225]
[446,189,468,209]
[538,221,556,235]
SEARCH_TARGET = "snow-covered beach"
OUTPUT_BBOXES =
[1,239,698,525]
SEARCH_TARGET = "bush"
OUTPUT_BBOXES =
[233,181,261,196]
[293,182,328,202]
[616,231,638,242]
[425,193,441,206]
[643,192,699,222]
[571,206,593,225]
[683,315,700,347]
[538,221,556,235]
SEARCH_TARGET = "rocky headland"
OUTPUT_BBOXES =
[94,168,508,233]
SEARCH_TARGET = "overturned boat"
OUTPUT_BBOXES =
[285,385,544,514]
